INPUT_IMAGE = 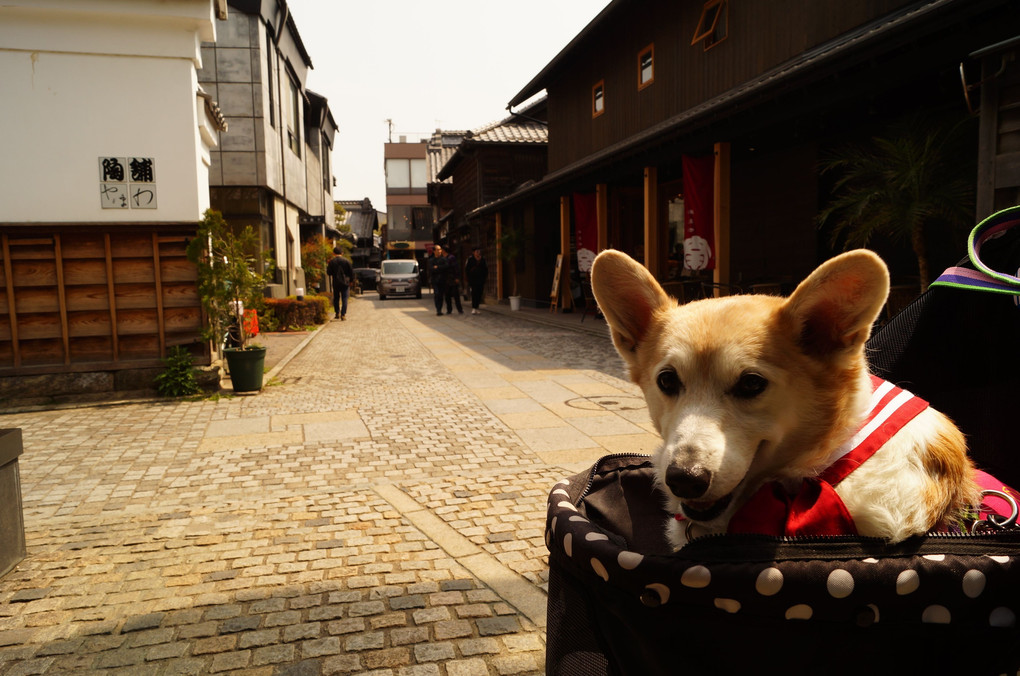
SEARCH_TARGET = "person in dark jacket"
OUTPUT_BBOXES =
[427,245,450,316]
[465,247,488,315]
[325,247,353,320]
[445,250,464,315]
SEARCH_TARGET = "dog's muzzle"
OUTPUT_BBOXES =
[679,493,733,522]
[666,465,734,522]
[665,465,711,499]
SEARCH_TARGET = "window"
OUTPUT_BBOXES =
[638,44,654,90]
[592,80,605,118]
[386,205,431,238]
[410,158,427,188]
[386,159,410,190]
[266,29,275,128]
[283,73,301,155]
[692,0,728,50]
[322,133,331,191]
[385,158,427,194]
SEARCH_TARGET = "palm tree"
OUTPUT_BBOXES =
[818,112,975,291]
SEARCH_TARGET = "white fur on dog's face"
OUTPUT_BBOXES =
[590,249,889,535]
[642,296,813,526]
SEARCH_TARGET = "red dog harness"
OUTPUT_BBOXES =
[676,376,1018,537]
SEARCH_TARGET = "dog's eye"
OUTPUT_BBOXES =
[733,373,768,399]
[656,368,682,396]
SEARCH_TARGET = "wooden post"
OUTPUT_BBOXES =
[1,235,20,368]
[976,55,998,221]
[53,234,70,365]
[559,195,572,311]
[104,234,120,362]
[713,142,731,288]
[495,212,504,299]
[549,254,562,313]
[644,166,659,277]
[596,183,608,252]
[152,232,166,357]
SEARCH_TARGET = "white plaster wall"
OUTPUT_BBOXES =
[0,1,218,224]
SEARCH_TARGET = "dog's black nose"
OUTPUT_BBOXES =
[664,466,711,499]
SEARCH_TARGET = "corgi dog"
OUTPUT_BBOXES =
[590,249,980,550]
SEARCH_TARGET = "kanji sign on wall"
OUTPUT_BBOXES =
[99,157,157,209]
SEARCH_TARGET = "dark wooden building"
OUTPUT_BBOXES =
[337,198,383,269]
[433,102,548,296]
[968,35,1020,215]
[473,0,1019,310]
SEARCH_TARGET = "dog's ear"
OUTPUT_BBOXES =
[782,250,890,359]
[591,250,672,353]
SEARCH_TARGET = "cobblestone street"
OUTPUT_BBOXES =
[0,294,658,675]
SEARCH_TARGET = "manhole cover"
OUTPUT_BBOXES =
[564,395,646,411]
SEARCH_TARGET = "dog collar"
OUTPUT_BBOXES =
[817,376,930,487]
[677,377,929,538]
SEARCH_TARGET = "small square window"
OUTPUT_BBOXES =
[638,44,654,90]
[692,0,728,50]
[592,80,605,117]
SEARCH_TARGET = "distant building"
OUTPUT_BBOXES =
[383,137,432,263]
[336,199,383,268]
[199,0,338,299]
[426,129,467,241]
[433,101,548,299]
[0,0,228,402]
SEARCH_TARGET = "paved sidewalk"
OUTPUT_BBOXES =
[0,294,655,675]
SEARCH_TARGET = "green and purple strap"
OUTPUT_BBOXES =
[931,205,1020,300]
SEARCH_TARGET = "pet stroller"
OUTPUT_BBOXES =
[544,206,1020,675]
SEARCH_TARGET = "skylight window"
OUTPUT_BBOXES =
[692,0,728,50]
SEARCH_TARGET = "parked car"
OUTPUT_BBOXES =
[353,267,378,293]
[378,259,421,300]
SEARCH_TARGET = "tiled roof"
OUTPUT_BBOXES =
[435,110,548,181]
[466,117,548,144]
[336,199,379,238]
[347,211,377,239]
[427,131,467,184]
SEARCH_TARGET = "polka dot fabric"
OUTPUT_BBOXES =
[544,455,1020,675]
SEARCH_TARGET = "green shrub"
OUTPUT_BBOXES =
[262,296,330,331]
[155,346,201,397]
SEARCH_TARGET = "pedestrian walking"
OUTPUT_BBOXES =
[465,247,488,314]
[428,245,450,316]
[445,249,464,315]
[326,246,353,320]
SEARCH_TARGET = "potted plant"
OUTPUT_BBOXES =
[817,111,975,292]
[187,209,275,393]
[499,224,523,310]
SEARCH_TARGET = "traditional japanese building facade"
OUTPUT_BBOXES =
[432,103,548,301]
[474,0,1018,310]
[0,0,228,403]
[336,198,383,270]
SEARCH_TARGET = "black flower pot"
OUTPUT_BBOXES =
[224,346,266,393]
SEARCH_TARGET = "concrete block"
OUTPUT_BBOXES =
[0,428,26,578]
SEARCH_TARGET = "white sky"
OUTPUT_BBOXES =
[285,0,610,211]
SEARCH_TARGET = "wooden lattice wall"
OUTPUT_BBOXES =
[0,226,207,375]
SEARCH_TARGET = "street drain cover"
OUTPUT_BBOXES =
[565,395,645,411]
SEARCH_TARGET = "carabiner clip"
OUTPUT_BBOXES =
[970,489,1019,533]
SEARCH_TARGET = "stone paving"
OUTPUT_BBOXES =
[0,294,657,675]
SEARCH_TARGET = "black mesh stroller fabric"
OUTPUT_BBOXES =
[544,208,1020,675]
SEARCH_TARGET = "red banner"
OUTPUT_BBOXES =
[682,155,715,271]
[573,192,597,272]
